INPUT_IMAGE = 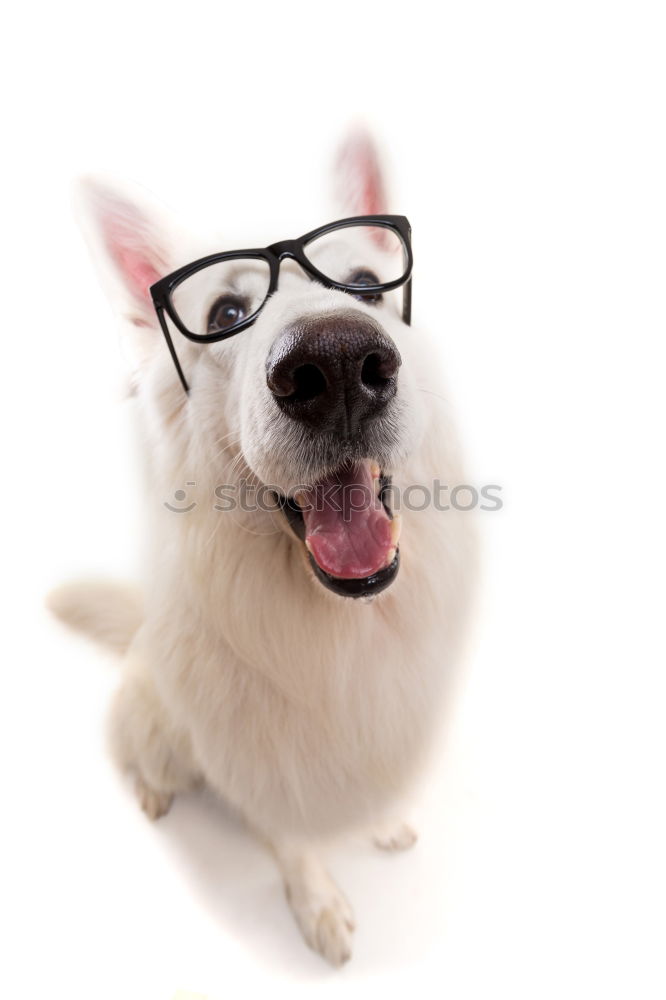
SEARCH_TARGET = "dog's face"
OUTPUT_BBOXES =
[79,133,427,598]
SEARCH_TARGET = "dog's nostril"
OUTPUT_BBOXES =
[361,352,398,387]
[291,364,327,402]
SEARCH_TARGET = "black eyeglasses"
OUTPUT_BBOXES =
[150,214,413,393]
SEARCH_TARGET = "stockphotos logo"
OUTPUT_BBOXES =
[164,480,503,515]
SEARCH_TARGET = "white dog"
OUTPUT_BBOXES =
[49,130,476,966]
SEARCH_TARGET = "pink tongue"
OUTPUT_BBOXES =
[300,463,393,579]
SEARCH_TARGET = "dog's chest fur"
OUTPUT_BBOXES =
[134,469,472,839]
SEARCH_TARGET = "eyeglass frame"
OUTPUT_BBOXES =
[149,214,413,394]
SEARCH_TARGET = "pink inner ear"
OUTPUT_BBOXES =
[114,246,161,303]
[104,211,162,307]
[356,143,385,218]
[338,131,387,216]
[337,131,390,248]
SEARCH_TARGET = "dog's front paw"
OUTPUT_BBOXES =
[372,820,418,852]
[134,777,173,821]
[285,869,355,966]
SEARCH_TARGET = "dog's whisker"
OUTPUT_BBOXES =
[417,385,451,404]
[201,432,243,476]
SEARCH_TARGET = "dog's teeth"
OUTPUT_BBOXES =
[390,514,402,547]
[305,538,314,554]
[295,491,307,508]
[370,461,381,479]
[384,546,397,567]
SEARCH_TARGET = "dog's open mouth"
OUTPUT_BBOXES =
[275,460,401,599]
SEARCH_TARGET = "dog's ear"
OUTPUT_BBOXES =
[73,176,175,332]
[334,127,389,217]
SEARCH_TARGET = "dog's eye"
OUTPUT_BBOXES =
[207,296,247,333]
[348,269,383,304]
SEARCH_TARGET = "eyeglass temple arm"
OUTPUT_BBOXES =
[402,276,412,326]
[156,306,190,394]
[402,222,412,326]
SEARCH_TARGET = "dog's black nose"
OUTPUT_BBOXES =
[266,310,401,433]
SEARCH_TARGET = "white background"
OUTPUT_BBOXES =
[2,2,665,998]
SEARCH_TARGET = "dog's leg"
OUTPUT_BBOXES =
[270,837,355,966]
[372,818,419,852]
[109,661,200,820]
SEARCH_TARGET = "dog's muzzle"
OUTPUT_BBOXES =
[266,311,403,598]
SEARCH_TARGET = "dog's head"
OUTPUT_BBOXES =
[77,131,428,599]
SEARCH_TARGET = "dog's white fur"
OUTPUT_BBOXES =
[50,132,476,966]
